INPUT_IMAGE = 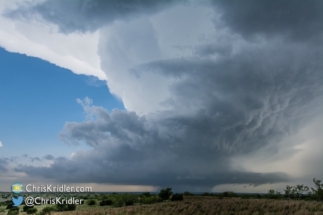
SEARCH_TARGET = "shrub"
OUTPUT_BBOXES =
[56,202,77,211]
[109,194,138,207]
[26,208,37,214]
[56,203,65,211]
[240,194,249,199]
[122,195,135,206]
[202,192,212,196]
[23,205,34,212]
[221,191,237,198]
[141,192,151,197]
[40,206,56,215]
[7,208,19,215]
[159,188,173,200]
[5,202,13,210]
[100,199,113,206]
[171,193,183,201]
[67,204,77,211]
[256,194,262,199]
[183,191,194,196]
[86,199,96,206]
[140,196,162,204]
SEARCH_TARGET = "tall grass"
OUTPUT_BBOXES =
[48,196,323,215]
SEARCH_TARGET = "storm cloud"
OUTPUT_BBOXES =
[6,0,179,33]
[212,0,323,42]
[18,39,323,189]
[6,0,323,191]
[17,97,292,190]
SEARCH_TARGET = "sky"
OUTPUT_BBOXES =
[0,0,323,193]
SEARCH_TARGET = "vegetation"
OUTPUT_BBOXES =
[0,178,323,215]
[26,208,37,214]
[159,188,173,200]
[35,197,323,215]
[23,205,34,212]
[86,199,96,206]
[183,191,194,196]
[312,178,323,200]
[38,206,56,215]
[171,193,184,201]
[6,207,18,215]
[99,199,112,206]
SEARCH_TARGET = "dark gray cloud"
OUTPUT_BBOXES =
[21,154,41,162]
[0,158,8,173]
[16,105,291,190]
[7,0,323,42]
[212,0,323,42]
[17,160,290,191]
[6,0,179,33]
[43,154,55,160]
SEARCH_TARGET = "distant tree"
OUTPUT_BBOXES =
[266,189,282,199]
[221,191,237,198]
[293,184,309,199]
[284,185,292,198]
[183,191,194,196]
[268,189,275,195]
[202,192,211,196]
[141,192,151,197]
[159,188,173,200]
[171,193,183,201]
[267,189,276,199]
[311,178,323,200]
[275,191,283,199]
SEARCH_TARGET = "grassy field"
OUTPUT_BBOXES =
[1,192,323,215]
[2,196,322,215]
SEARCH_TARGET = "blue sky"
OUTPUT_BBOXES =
[0,0,323,193]
[0,47,124,158]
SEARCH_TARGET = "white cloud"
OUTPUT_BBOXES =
[0,1,106,80]
[0,141,2,147]
[98,4,221,114]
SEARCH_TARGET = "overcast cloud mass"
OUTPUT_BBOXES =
[1,0,323,192]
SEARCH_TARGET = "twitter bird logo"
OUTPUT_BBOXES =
[12,196,23,206]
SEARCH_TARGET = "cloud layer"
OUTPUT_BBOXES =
[11,0,179,33]
[17,98,291,190]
